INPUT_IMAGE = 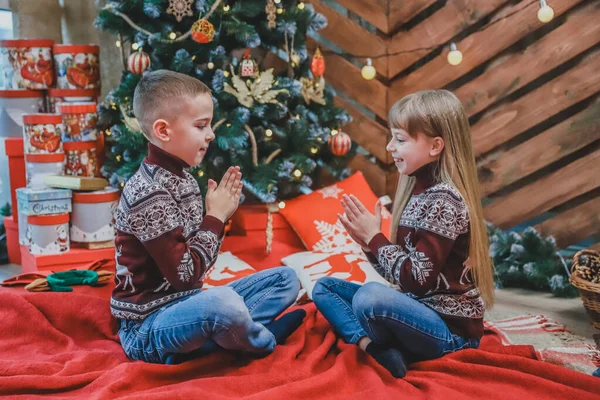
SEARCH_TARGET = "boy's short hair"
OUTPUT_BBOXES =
[133,70,211,139]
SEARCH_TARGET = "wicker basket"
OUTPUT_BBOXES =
[569,249,600,330]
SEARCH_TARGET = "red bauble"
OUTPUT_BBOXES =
[310,47,325,77]
[328,131,351,156]
[127,50,150,75]
[191,19,215,43]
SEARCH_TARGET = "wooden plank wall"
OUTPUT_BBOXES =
[307,0,600,250]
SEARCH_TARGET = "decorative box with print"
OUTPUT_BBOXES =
[58,102,97,142]
[0,39,55,89]
[27,213,70,255]
[47,88,99,113]
[71,188,119,249]
[25,152,65,189]
[53,44,100,90]
[22,113,63,154]
[0,89,45,138]
[63,141,97,177]
[16,187,72,246]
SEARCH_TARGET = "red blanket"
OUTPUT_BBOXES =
[1,230,599,399]
[0,286,598,399]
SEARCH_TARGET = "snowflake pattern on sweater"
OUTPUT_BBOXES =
[366,169,486,339]
[111,143,224,321]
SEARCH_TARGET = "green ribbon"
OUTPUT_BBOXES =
[46,270,99,292]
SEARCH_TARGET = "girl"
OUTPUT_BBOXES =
[312,90,494,378]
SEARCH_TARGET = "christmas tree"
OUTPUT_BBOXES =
[94,0,353,203]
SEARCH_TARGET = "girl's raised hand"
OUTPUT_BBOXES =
[340,194,381,245]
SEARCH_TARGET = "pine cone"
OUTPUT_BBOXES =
[575,250,600,283]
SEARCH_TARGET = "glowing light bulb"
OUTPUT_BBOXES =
[223,4,230,12]
[265,129,273,137]
[274,0,281,3]
[361,58,376,80]
[298,2,305,9]
[168,32,177,40]
[276,8,283,14]
[310,147,319,154]
[330,129,339,136]
[131,43,140,51]
[537,0,554,23]
[447,42,463,66]
[278,201,286,209]
[115,40,121,48]
[207,62,214,69]
[293,169,302,178]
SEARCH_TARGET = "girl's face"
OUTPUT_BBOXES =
[386,128,442,175]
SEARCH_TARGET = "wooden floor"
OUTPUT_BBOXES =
[0,263,597,345]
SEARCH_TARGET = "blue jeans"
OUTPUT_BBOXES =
[118,266,300,364]
[312,278,479,363]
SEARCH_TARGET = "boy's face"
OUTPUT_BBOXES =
[159,93,215,166]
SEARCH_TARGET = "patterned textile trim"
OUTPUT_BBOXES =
[110,289,201,319]
[416,288,485,319]
[400,183,469,240]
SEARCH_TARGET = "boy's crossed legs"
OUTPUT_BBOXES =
[118,266,303,364]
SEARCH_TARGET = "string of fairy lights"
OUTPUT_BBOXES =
[356,0,556,79]
[111,0,557,81]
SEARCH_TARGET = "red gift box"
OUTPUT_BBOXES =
[4,216,20,265]
[5,137,26,221]
[229,204,291,235]
[20,245,115,273]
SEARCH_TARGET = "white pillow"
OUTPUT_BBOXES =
[203,252,256,289]
[281,251,390,300]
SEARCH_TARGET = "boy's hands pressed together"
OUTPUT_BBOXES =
[205,166,243,222]
[338,195,382,248]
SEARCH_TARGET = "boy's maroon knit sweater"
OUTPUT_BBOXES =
[110,143,223,320]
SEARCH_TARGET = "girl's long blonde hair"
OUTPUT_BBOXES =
[388,90,495,308]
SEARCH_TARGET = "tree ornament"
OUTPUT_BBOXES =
[240,49,258,78]
[300,76,325,105]
[283,32,300,67]
[167,0,194,22]
[118,105,142,134]
[127,50,151,75]
[223,67,289,108]
[265,0,277,29]
[191,19,216,43]
[328,130,351,156]
[310,47,325,77]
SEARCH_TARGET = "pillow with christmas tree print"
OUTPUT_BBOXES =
[281,251,390,300]
[202,252,256,289]
[278,172,392,254]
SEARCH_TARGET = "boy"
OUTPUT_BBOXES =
[112,70,304,364]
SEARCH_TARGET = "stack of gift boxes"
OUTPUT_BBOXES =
[0,39,117,271]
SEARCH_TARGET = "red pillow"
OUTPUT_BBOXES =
[279,172,391,253]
